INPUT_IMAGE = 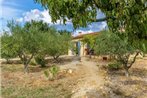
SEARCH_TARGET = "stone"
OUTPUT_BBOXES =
[68,69,73,74]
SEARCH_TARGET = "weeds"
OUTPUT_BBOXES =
[44,65,60,80]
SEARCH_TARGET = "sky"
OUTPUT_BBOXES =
[0,0,107,36]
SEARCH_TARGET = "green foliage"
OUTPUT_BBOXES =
[82,34,97,49]
[1,32,18,62]
[35,0,147,48]
[35,0,97,28]
[2,20,53,72]
[30,58,37,66]
[35,0,146,35]
[94,30,144,76]
[43,65,60,80]
[58,30,71,35]
[49,65,60,76]
[94,31,135,56]
[133,39,147,54]
[2,20,72,72]
[44,70,49,78]
[108,62,122,70]
[35,55,46,67]
[45,31,71,60]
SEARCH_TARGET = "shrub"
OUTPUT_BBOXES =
[30,58,37,66]
[108,62,122,70]
[43,65,60,80]
[35,55,46,67]
[44,70,53,80]
[49,65,59,76]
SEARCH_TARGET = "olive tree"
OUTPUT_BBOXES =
[6,20,49,73]
[45,31,71,61]
[35,1,147,62]
[94,31,146,77]
[35,0,147,41]
[1,32,18,63]
[82,34,97,58]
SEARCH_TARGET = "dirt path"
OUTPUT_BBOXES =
[69,57,104,98]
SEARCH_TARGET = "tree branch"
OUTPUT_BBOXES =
[92,17,107,22]
[90,16,116,22]
[92,0,100,8]
[27,53,35,64]
[18,54,23,62]
[128,51,140,68]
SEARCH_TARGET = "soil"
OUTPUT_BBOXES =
[64,57,105,98]
[1,56,147,98]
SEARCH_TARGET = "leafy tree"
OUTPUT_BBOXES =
[35,0,147,41]
[5,20,49,73]
[82,34,97,57]
[94,31,146,77]
[2,20,71,72]
[58,30,71,35]
[35,54,46,67]
[1,32,18,63]
[35,0,147,76]
[45,31,71,61]
[35,0,147,59]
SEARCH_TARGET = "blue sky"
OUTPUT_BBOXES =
[0,0,107,35]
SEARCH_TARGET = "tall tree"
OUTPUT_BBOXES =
[35,0,147,41]
[35,0,147,74]
[94,31,147,77]
[6,20,50,73]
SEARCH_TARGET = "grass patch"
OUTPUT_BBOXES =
[2,85,72,98]
[1,64,73,98]
[1,64,23,72]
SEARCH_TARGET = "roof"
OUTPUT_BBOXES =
[72,32,100,39]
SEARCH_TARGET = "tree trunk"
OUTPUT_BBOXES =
[89,49,93,59]
[89,53,92,58]
[124,66,129,77]
[79,56,82,62]
[19,53,34,73]
[53,55,59,62]
[24,64,29,73]
[6,59,11,64]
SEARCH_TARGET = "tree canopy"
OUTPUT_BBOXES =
[94,30,146,77]
[1,32,18,62]
[1,20,72,72]
[35,0,147,41]
[45,31,71,61]
[4,20,50,72]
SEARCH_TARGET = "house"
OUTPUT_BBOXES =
[68,32,99,56]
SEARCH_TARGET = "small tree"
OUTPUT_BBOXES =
[5,20,49,73]
[82,34,97,58]
[94,31,146,77]
[45,31,71,62]
[1,32,17,63]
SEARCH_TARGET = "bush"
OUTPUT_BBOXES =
[44,65,60,80]
[49,65,59,76]
[30,58,37,66]
[108,62,122,70]
[35,55,46,67]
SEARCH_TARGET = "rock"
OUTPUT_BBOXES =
[68,69,73,74]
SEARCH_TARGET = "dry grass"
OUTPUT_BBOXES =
[1,64,75,98]
[101,58,147,98]
[1,57,147,98]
